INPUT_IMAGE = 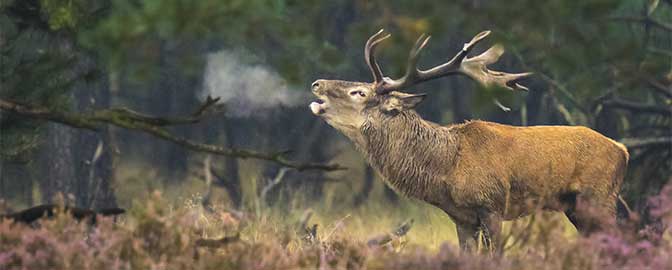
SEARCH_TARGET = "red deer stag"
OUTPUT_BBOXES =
[309,30,629,251]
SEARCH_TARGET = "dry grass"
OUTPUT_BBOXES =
[2,162,668,269]
[1,187,671,270]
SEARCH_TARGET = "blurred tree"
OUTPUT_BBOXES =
[450,0,671,210]
[0,0,669,215]
[1,0,115,207]
[0,0,342,208]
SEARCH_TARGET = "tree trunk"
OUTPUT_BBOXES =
[595,107,619,139]
[353,165,374,206]
[222,118,242,209]
[526,88,550,125]
[0,160,34,206]
[39,123,76,204]
[73,65,117,209]
[94,115,118,208]
[451,80,473,123]
[149,40,190,182]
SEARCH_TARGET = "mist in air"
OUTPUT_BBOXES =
[200,50,307,117]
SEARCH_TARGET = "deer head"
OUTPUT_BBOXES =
[309,29,532,139]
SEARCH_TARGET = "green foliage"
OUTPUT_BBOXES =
[1,0,669,209]
[459,0,669,107]
[39,0,90,30]
[76,0,352,83]
[0,4,81,159]
[4,0,669,111]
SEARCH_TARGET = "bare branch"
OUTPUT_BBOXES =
[0,99,100,130]
[508,47,592,119]
[648,47,672,58]
[620,137,672,149]
[601,98,672,115]
[193,96,221,117]
[645,77,672,98]
[618,195,635,218]
[260,167,292,204]
[0,98,345,171]
[609,16,672,32]
[101,95,222,127]
[548,92,577,126]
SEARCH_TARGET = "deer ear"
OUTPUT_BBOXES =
[398,92,426,109]
[381,92,427,113]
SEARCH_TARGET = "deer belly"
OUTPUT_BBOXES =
[501,184,570,220]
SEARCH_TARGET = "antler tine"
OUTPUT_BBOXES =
[407,34,431,74]
[458,43,534,91]
[441,30,491,71]
[365,29,391,85]
[376,34,431,94]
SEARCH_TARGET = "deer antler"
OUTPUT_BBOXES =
[364,30,532,95]
[365,29,391,86]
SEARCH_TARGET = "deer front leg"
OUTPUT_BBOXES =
[455,222,480,252]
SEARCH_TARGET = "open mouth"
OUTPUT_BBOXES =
[309,98,328,115]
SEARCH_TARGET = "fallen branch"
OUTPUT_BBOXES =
[297,209,319,244]
[304,224,319,244]
[366,219,414,247]
[195,233,241,248]
[298,209,314,233]
[0,204,125,224]
[0,98,345,171]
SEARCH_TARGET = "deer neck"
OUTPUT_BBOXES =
[358,110,459,199]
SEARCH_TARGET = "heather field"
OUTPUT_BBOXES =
[1,183,671,270]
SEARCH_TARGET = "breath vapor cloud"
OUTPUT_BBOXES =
[200,50,306,117]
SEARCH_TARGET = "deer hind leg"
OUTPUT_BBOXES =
[456,212,503,253]
[562,192,616,235]
[479,213,503,254]
[456,222,480,252]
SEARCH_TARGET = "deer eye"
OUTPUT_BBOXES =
[349,90,366,97]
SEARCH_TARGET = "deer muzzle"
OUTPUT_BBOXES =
[309,98,327,115]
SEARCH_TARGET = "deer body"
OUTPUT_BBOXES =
[310,30,629,251]
[359,110,628,224]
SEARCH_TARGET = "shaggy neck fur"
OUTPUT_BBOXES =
[358,110,459,200]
